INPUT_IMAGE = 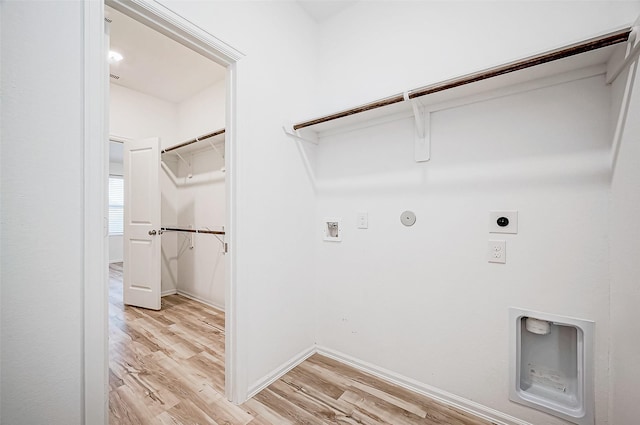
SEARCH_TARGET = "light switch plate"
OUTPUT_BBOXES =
[489,210,518,234]
[488,240,506,264]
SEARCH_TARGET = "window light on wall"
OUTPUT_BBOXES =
[108,176,124,235]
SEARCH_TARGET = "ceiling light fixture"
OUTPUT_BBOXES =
[108,50,124,63]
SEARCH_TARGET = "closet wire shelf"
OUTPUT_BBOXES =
[160,227,225,235]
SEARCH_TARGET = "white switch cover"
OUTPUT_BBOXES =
[489,210,518,234]
[488,240,506,264]
[357,212,368,229]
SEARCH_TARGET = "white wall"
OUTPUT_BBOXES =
[161,0,320,390]
[168,78,227,307]
[316,75,612,424]
[1,1,84,423]
[310,2,640,424]
[110,83,178,145]
[609,59,640,423]
[175,150,226,309]
[314,1,640,116]
[177,79,226,141]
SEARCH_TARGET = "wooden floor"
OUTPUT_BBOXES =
[109,263,492,425]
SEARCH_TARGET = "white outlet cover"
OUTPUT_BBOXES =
[489,210,518,234]
[357,212,368,229]
[488,240,506,264]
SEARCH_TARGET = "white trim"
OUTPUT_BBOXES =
[109,134,131,143]
[225,61,245,403]
[247,345,317,399]
[107,0,243,66]
[161,289,177,297]
[85,1,244,421]
[176,289,225,312]
[315,346,533,425]
[246,343,532,425]
[83,1,108,424]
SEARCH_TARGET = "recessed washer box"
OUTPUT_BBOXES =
[509,308,594,425]
[323,218,342,242]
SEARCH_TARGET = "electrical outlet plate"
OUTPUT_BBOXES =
[489,210,518,234]
[323,218,342,242]
[488,240,506,264]
[357,212,368,229]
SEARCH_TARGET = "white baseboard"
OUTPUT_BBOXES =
[161,289,177,297]
[176,289,225,313]
[315,346,532,425]
[247,345,317,399]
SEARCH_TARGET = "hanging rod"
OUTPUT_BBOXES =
[161,128,225,154]
[292,27,631,131]
[160,227,225,235]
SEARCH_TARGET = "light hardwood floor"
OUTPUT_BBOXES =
[109,263,493,425]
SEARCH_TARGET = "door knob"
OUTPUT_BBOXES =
[148,230,157,236]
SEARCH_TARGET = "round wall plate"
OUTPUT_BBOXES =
[400,210,416,226]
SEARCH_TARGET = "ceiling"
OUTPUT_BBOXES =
[297,0,358,22]
[105,2,355,103]
[106,6,225,104]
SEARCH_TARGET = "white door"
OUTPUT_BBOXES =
[123,137,161,310]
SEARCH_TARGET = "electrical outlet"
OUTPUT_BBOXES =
[357,212,368,229]
[488,240,506,264]
[489,210,518,234]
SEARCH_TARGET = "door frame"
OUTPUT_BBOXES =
[83,1,245,423]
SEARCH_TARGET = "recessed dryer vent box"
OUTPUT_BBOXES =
[509,308,594,425]
[323,218,342,242]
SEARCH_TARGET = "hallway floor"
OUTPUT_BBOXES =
[108,263,490,425]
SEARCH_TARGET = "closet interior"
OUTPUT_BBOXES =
[160,129,227,310]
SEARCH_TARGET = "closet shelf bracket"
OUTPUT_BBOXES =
[283,125,318,145]
[404,92,430,163]
[607,25,640,84]
[207,138,225,160]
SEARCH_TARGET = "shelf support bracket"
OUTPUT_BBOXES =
[607,26,640,84]
[283,125,319,145]
[405,92,430,162]
[207,138,225,160]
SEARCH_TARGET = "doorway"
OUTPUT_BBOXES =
[84,0,244,422]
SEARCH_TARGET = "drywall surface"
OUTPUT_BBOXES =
[110,83,178,147]
[609,61,640,423]
[110,83,180,293]
[311,3,640,423]
[0,1,84,423]
[177,79,226,142]
[160,0,319,390]
[175,150,226,309]
[314,1,640,116]
[314,75,612,424]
